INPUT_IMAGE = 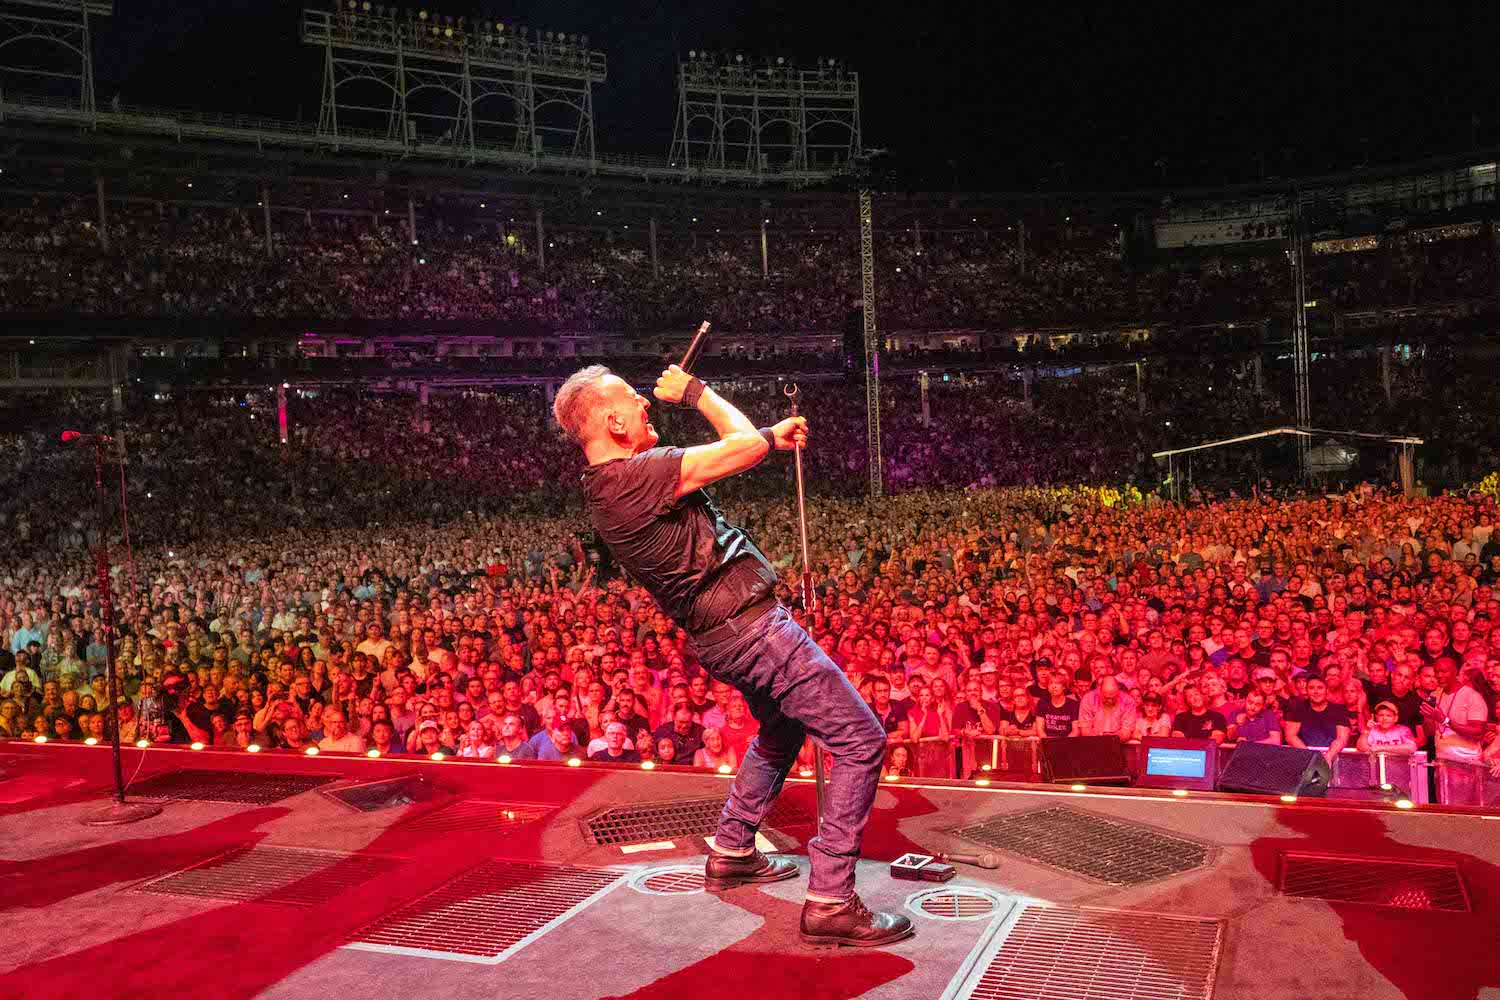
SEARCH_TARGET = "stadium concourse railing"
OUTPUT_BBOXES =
[881,734,1458,806]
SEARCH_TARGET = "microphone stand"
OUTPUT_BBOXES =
[784,383,825,830]
[81,437,161,826]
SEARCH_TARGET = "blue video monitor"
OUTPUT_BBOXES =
[1138,738,1219,791]
[1147,747,1207,778]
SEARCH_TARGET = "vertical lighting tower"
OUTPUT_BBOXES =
[0,0,112,115]
[1288,196,1311,479]
[860,189,882,498]
[670,51,860,182]
[302,5,605,165]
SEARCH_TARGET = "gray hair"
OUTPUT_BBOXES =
[553,365,613,446]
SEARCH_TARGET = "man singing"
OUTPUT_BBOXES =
[554,362,913,949]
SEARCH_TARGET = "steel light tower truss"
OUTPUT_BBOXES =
[670,52,860,179]
[1289,197,1312,480]
[0,0,110,115]
[302,6,605,165]
[859,189,882,498]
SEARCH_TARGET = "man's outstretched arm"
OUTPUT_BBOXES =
[655,364,768,498]
[651,367,804,500]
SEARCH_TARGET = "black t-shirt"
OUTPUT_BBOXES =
[1172,709,1228,740]
[871,700,908,735]
[1285,699,1350,747]
[998,708,1037,732]
[614,710,652,738]
[1369,686,1424,732]
[581,447,778,634]
[1039,697,1080,738]
[589,747,642,764]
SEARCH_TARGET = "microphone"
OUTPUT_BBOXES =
[937,851,1002,870]
[679,320,712,374]
[60,430,114,445]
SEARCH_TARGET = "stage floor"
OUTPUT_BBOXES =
[2,741,1499,1000]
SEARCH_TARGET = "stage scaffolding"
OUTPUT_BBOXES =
[1153,426,1423,502]
[0,0,110,114]
[860,189,883,498]
[301,6,605,166]
[670,51,860,181]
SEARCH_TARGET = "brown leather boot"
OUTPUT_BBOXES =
[800,893,915,948]
[703,849,800,891]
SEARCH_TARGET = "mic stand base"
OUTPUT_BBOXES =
[79,799,164,827]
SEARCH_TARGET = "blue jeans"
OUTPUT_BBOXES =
[690,602,886,899]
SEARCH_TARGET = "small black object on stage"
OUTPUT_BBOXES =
[890,853,957,883]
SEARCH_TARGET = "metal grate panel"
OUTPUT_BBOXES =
[636,867,706,895]
[953,807,1208,886]
[134,846,400,907]
[400,800,556,834]
[129,769,337,804]
[920,890,998,919]
[346,860,622,961]
[968,906,1222,1000]
[1278,852,1470,912]
[325,775,436,813]
[585,794,809,846]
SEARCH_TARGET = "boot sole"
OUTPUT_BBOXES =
[703,866,800,892]
[799,925,916,949]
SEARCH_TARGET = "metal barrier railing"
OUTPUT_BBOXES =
[890,734,1435,802]
[1434,759,1500,807]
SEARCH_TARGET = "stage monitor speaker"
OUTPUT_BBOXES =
[1041,736,1132,786]
[1217,741,1331,798]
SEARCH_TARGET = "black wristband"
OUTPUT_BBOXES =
[681,376,706,409]
[759,426,776,449]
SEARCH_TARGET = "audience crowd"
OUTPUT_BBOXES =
[3,473,1499,801]
[0,192,1494,330]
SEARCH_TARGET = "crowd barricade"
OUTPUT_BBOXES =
[884,736,960,779]
[964,735,1043,778]
[942,735,1432,801]
[1433,759,1500,807]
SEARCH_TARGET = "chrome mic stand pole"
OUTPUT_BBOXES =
[784,383,824,830]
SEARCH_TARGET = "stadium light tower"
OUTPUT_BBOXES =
[859,189,882,497]
[1289,196,1312,480]
[301,5,606,166]
[0,0,113,115]
[670,51,860,182]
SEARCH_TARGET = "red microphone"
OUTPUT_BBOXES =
[60,430,114,444]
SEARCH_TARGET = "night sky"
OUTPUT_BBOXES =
[95,1,1500,191]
